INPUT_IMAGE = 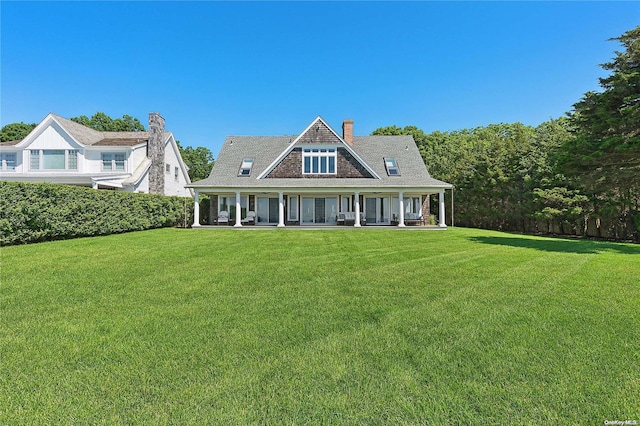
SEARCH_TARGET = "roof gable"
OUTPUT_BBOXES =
[295,117,343,145]
[13,113,155,148]
[16,114,99,149]
[257,116,380,179]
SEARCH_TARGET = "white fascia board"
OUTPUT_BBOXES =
[164,132,194,197]
[91,179,124,189]
[256,116,381,180]
[165,132,192,184]
[16,114,86,149]
[89,146,132,152]
[123,159,151,186]
[92,173,130,182]
[187,185,450,194]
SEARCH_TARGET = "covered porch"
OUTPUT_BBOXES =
[191,188,449,228]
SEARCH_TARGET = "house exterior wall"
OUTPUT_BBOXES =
[297,120,341,145]
[266,148,303,178]
[337,148,374,178]
[28,124,80,150]
[130,144,148,171]
[163,138,191,197]
[133,169,150,193]
[83,148,131,174]
[265,147,373,179]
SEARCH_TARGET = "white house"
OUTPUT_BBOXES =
[0,112,192,197]
[188,116,452,227]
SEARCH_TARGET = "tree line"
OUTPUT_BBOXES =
[373,26,639,242]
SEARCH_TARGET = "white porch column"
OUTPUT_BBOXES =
[439,190,447,228]
[354,192,361,227]
[192,190,201,227]
[278,192,285,227]
[234,191,242,227]
[398,191,406,227]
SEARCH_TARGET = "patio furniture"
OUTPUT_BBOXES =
[404,212,424,226]
[241,211,256,225]
[217,210,229,225]
[338,212,366,226]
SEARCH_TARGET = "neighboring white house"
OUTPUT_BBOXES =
[0,112,192,197]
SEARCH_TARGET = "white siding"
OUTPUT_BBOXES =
[28,124,80,150]
[83,148,131,174]
[130,145,147,169]
[163,138,191,197]
[134,169,150,193]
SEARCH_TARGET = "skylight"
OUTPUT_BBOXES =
[384,158,400,176]
[238,158,254,176]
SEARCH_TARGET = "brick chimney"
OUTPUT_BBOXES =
[148,112,165,194]
[342,119,354,148]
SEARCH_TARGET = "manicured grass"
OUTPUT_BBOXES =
[1,227,638,424]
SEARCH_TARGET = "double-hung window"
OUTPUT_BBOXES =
[0,153,17,171]
[302,147,336,175]
[29,149,78,170]
[102,153,126,171]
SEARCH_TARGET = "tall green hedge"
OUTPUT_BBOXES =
[0,182,194,245]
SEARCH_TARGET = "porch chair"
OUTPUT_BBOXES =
[217,210,230,225]
[242,211,256,225]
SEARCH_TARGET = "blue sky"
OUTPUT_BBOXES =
[2,1,638,156]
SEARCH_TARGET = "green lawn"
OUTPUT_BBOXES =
[1,227,638,424]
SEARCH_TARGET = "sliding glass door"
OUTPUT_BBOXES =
[301,197,337,225]
[365,197,390,225]
[256,197,279,224]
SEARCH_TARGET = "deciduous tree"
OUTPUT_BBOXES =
[0,122,37,142]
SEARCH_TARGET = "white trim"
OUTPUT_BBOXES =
[302,146,337,175]
[234,191,243,227]
[16,114,87,149]
[123,158,151,186]
[193,190,201,227]
[256,116,381,180]
[277,192,285,227]
[398,191,405,227]
[164,133,194,197]
[439,190,447,228]
[101,152,127,172]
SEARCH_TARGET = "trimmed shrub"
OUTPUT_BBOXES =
[0,182,194,245]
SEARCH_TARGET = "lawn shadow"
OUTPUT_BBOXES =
[467,235,640,255]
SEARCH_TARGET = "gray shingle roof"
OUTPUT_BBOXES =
[4,114,164,147]
[190,134,452,190]
[51,114,104,145]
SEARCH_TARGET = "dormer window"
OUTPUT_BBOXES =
[238,158,254,176]
[384,157,400,176]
